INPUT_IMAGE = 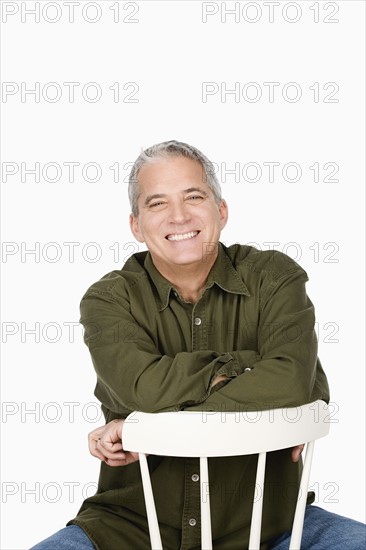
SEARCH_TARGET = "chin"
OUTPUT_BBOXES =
[169,251,203,266]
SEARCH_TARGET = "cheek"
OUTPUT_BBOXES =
[140,220,161,242]
[208,211,224,231]
[219,216,227,230]
[132,220,146,243]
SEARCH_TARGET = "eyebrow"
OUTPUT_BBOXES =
[144,187,208,206]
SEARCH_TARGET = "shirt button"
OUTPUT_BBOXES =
[189,518,197,527]
[194,317,202,326]
[244,367,252,372]
[191,474,199,482]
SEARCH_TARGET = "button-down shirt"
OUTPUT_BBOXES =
[68,242,329,549]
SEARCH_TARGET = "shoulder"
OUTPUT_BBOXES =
[81,251,150,300]
[222,242,308,282]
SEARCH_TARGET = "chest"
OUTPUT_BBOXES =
[139,287,260,355]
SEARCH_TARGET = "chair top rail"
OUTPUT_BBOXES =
[123,400,330,457]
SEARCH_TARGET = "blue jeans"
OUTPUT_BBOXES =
[269,505,365,549]
[30,525,95,549]
[30,506,366,549]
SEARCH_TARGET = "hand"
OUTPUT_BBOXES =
[210,374,230,388]
[88,419,139,467]
[291,444,305,462]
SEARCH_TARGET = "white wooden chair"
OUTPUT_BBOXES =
[123,400,330,550]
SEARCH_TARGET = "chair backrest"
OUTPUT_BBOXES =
[123,400,330,550]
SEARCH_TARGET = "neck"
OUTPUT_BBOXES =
[153,253,218,304]
[173,275,207,304]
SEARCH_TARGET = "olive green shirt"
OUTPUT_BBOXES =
[68,243,329,549]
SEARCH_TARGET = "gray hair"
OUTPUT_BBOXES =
[128,140,222,216]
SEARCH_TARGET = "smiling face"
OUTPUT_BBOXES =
[129,155,228,277]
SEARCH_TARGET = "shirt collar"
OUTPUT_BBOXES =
[144,242,250,311]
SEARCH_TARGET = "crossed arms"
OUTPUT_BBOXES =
[80,253,329,468]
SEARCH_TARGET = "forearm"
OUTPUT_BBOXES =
[186,274,330,412]
[89,346,236,413]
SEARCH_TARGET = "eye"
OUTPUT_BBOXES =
[148,201,166,210]
[187,195,204,202]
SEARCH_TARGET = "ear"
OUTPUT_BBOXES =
[129,213,145,243]
[218,199,229,230]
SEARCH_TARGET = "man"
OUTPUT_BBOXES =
[31,141,365,549]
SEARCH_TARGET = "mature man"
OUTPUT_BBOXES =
[31,141,365,549]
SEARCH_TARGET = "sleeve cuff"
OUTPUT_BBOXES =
[214,351,260,378]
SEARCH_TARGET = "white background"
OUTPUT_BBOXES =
[1,1,365,548]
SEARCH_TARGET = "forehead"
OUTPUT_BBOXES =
[137,156,210,195]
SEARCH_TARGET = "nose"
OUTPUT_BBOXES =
[168,200,191,225]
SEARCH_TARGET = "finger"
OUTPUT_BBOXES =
[88,427,104,442]
[291,444,305,462]
[89,436,124,461]
[98,440,123,453]
[291,446,302,462]
[105,452,140,467]
[89,439,108,461]
[96,440,126,460]
[90,448,108,461]
[88,430,104,453]
[104,458,129,467]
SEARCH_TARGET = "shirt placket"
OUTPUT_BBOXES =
[180,458,202,549]
[191,295,207,351]
[180,296,208,549]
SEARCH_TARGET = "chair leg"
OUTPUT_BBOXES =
[249,452,267,550]
[289,441,315,550]
[139,453,163,550]
[200,457,213,550]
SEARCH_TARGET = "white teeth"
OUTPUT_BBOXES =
[167,231,199,241]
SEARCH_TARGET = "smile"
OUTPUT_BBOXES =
[166,231,200,241]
